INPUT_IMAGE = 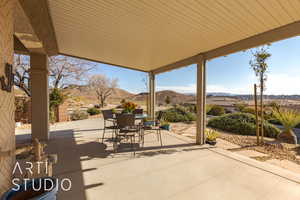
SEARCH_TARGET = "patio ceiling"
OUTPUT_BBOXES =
[17,0,300,73]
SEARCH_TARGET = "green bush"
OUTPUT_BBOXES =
[207,105,225,116]
[71,110,89,121]
[235,103,247,112]
[163,106,196,122]
[87,107,100,115]
[49,88,66,109]
[268,118,300,129]
[207,112,280,138]
[240,106,273,120]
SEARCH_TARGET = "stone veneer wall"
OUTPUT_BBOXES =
[0,0,16,195]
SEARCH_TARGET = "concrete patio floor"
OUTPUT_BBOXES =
[16,118,300,200]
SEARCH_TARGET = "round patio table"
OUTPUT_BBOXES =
[112,113,148,120]
[134,114,148,120]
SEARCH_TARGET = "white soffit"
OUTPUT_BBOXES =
[48,0,300,71]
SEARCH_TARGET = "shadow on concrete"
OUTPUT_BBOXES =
[74,128,104,132]
[117,143,212,157]
[45,129,108,200]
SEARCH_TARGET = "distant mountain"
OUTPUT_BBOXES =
[63,85,134,104]
[184,92,238,96]
[131,90,195,105]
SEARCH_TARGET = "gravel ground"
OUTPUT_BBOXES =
[170,122,300,165]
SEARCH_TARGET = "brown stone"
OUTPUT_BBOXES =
[277,130,298,144]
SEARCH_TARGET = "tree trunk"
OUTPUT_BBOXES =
[254,84,259,145]
[260,75,264,143]
[100,96,105,108]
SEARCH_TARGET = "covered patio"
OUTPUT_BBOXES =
[15,118,300,199]
[2,0,300,198]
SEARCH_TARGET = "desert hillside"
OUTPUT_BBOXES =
[15,85,196,106]
[130,90,195,105]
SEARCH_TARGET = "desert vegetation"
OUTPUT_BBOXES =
[162,105,196,123]
[207,113,280,138]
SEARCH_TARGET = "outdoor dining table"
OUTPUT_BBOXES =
[112,113,148,120]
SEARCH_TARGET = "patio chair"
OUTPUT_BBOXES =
[115,113,141,155]
[141,111,164,147]
[133,109,143,115]
[101,110,117,143]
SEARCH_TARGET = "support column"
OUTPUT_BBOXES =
[196,56,207,145]
[0,0,17,195]
[30,53,49,141]
[148,72,156,119]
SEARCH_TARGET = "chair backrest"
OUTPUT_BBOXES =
[156,111,164,121]
[116,114,135,128]
[102,110,113,120]
[133,109,143,115]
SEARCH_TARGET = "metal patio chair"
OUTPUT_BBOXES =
[141,111,164,147]
[115,113,141,155]
[101,109,117,143]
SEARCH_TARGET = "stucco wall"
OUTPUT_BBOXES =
[0,0,16,195]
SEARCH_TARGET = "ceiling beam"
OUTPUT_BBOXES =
[18,0,58,56]
[60,53,148,73]
[152,20,300,74]
[14,35,29,55]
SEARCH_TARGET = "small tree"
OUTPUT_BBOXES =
[14,55,31,96]
[89,74,118,108]
[13,54,96,96]
[49,88,66,123]
[250,46,271,142]
[49,55,96,89]
[165,96,171,105]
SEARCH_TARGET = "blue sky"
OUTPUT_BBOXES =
[90,36,300,95]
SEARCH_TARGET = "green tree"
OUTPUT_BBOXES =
[250,46,271,142]
[49,88,66,122]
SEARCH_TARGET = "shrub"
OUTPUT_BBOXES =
[272,108,300,133]
[241,107,256,115]
[87,107,100,115]
[71,110,89,121]
[206,104,213,114]
[207,105,225,116]
[235,103,247,112]
[207,112,280,138]
[205,129,219,141]
[165,96,171,105]
[163,106,196,122]
[49,88,66,109]
[240,106,273,120]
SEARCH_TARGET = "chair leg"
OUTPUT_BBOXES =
[113,129,119,153]
[130,136,134,156]
[142,129,145,147]
[133,135,136,156]
[159,129,162,147]
[102,127,106,143]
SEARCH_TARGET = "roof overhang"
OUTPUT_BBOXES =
[15,0,300,74]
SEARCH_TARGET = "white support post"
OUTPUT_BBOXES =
[30,53,50,141]
[148,72,156,119]
[196,56,207,145]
